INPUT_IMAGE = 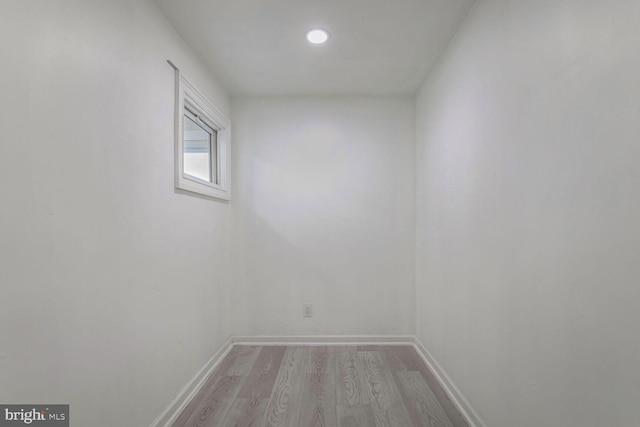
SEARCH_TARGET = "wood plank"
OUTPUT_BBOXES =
[263,346,308,427]
[359,351,413,427]
[382,346,428,427]
[171,375,243,427]
[358,345,436,426]
[383,346,409,372]
[237,346,287,399]
[356,345,383,352]
[297,368,337,427]
[396,371,453,427]
[221,398,269,427]
[226,346,261,377]
[172,346,254,427]
[306,346,332,374]
[336,405,376,427]
[386,346,468,427]
[335,347,369,406]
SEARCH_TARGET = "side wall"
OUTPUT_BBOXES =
[0,1,234,426]
[231,96,416,336]
[415,0,640,426]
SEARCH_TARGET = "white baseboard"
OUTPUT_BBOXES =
[411,338,487,427]
[231,334,416,346]
[149,336,234,427]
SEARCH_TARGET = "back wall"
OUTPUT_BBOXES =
[231,96,416,336]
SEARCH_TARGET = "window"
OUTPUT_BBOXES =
[183,106,217,184]
[172,64,230,200]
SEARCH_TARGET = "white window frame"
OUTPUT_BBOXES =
[173,68,231,200]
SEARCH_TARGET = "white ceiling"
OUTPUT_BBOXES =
[154,0,476,96]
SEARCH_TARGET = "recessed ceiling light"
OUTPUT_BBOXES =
[306,29,329,45]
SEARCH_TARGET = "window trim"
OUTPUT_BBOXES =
[173,69,231,200]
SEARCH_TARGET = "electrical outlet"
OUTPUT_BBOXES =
[303,304,313,317]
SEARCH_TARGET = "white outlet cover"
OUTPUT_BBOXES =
[303,304,313,317]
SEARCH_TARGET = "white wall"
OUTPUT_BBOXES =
[231,97,416,336]
[415,0,640,426]
[0,1,234,426]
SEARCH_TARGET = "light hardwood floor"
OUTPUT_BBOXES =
[172,345,469,427]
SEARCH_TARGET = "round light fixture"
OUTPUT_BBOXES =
[306,28,329,45]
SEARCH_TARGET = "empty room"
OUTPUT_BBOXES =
[1,0,638,426]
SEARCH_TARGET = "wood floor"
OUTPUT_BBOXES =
[172,345,469,427]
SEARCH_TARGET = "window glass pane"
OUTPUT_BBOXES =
[183,113,213,182]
